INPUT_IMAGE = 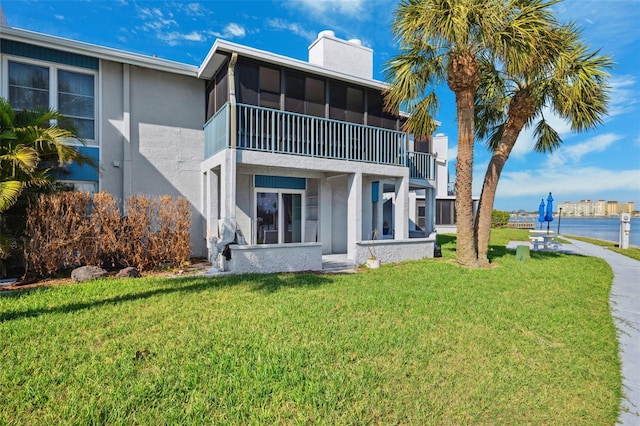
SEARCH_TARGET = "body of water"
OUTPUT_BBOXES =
[538,217,639,247]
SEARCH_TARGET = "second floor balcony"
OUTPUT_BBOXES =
[205,102,435,181]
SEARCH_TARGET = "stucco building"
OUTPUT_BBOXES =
[1,24,450,273]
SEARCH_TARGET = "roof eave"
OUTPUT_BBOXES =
[1,26,199,77]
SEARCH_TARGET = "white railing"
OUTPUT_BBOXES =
[408,151,435,181]
[235,103,407,166]
[204,103,435,180]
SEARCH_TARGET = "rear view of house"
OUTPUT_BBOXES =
[1,21,448,274]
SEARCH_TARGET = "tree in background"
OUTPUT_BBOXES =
[473,24,611,265]
[385,0,566,267]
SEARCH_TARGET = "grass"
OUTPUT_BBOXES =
[562,234,640,261]
[0,229,621,425]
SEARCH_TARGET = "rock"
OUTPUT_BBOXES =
[71,265,108,283]
[116,267,141,279]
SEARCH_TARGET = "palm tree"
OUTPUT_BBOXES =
[385,0,565,267]
[473,26,612,265]
[1,97,94,275]
[0,97,92,212]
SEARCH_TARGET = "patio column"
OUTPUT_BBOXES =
[319,178,333,254]
[220,148,237,223]
[205,169,219,240]
[347,172,363,260]
[395,175,409,239]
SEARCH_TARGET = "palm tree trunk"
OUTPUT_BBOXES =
[454,87,478,267]
[474,137,515,266]
[475,94,533,265]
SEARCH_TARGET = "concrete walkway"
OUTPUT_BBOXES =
[558,238,640,425]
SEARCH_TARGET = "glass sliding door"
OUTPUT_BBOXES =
[283,193,302,243]
[255,190,304,244]
[257,192,279,244]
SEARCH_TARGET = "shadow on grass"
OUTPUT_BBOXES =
[0,271,335,322]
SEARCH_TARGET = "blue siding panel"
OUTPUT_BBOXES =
[372,181,379,202]
[255,175,306,190]
[53,146,99,182]
[1,39,99,70]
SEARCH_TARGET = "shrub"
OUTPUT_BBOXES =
[25,192,191,277]
[492,210,511,228]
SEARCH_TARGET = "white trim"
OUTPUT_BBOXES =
[1,26,198,77]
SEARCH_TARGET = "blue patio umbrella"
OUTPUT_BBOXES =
[544,192,554,233]
[538,199,546,230]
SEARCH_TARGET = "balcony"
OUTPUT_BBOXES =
[204,102,434,181]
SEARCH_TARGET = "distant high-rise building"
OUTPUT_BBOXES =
[558,200,635,216]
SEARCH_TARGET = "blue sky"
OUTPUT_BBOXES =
[3,0,639,212]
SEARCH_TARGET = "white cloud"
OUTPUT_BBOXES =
[209,23,246,39]
[545,133,620,168]
[54,14,64,20]
[157,31,206,46]
[267,18,317,41]
[286,0,365,17]
[495,166,640,201]
[607,75,639,118]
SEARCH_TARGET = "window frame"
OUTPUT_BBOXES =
[253,187,306,245]
[2,55,98,146]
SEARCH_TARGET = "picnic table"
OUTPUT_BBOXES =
[529,230,561,251]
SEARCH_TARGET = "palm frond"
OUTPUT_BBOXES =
[0,180,24,213]
[533,118,562,153]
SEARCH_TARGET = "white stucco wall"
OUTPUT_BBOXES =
[229,243,323,274]
[355,235,436,265]
[235,173,253,243]
[100,62,207,256]
[100,60,125,201]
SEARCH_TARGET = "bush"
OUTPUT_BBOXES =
[25,192,191,277]
[492,210,511,228]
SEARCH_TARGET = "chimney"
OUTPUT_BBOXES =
[308,30,373,80]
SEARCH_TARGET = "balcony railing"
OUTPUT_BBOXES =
[204,102,434,180]
[408,151,435,181]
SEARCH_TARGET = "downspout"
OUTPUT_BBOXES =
[228,52,238,149]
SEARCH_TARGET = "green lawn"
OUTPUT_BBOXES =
[0,229,621,425]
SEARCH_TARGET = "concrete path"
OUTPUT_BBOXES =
[556,238,640,425]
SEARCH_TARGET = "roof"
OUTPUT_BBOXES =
[0,26,199,77]
[198,39,389,90]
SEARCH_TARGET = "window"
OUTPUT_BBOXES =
[7,60,96,142]
[284,71,305,114]
[306,77,325,117]
[345,87,364,124]
[367,90,397,130]
[329,81,347,121]
[8,61,49,110]
[205,60,229,121]
[256,191,303,244]
[58,70,95,139]
[259,66,281,109]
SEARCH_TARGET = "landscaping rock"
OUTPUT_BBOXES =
[116,267,141,279]
[71,266,108,283]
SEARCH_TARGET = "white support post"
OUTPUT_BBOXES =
[319,178,333,254]
[220,149,237,222]
[395,176,409,239]
[347,172,363,260]
[206,170,219,240]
